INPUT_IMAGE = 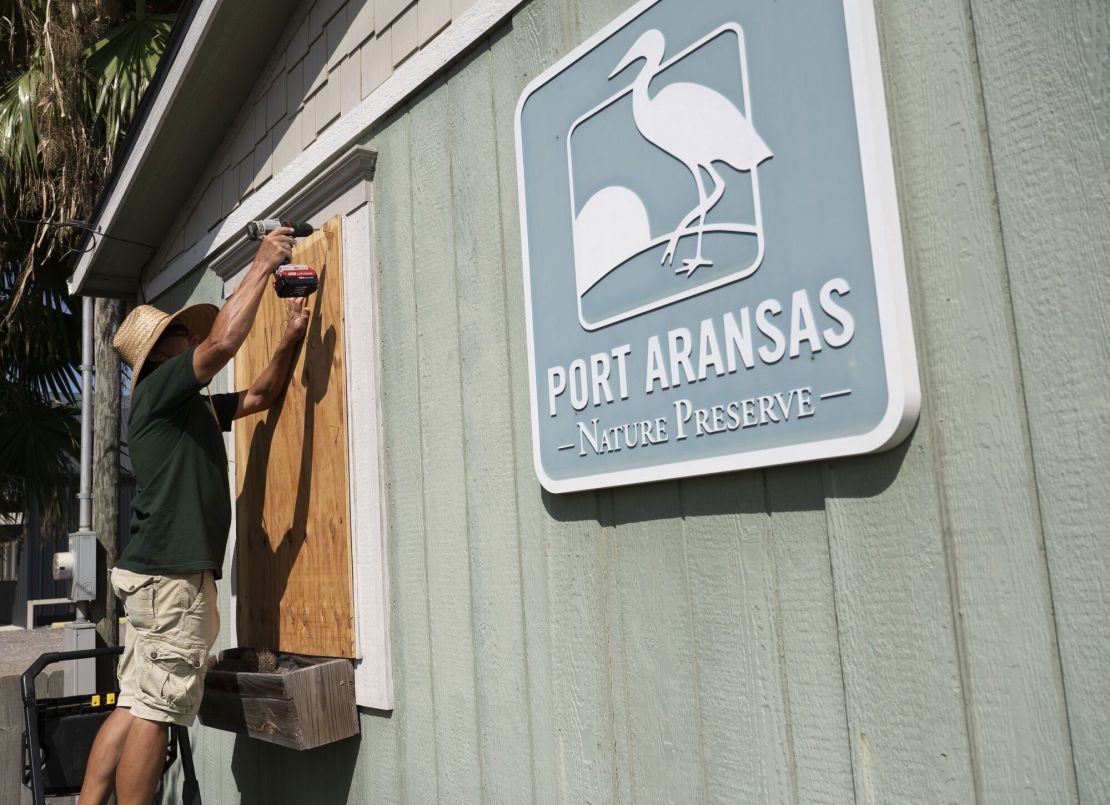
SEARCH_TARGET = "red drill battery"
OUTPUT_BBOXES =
[273,265,318,298]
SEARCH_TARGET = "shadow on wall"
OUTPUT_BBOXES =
[233,264,338,648]
[542,433,915,524]
[231,730,361,804]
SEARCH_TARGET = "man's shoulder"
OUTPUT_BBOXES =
[132,348,202,416]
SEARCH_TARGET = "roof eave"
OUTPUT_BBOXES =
[68,0,300,298]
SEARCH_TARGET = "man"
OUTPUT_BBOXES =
[79,227,307,805]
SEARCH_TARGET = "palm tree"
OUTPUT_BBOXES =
[0,251,81,530]
[0,1,181,531]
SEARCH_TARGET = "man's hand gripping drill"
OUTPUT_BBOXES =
[247,220,320,298]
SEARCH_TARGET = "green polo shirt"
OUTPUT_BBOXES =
[117,346,239,579]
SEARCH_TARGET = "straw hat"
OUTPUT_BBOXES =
[112,303,219,381]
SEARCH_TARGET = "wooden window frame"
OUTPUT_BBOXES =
[218,147,392,710]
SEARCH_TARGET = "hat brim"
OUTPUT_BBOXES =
[132,303,219,382]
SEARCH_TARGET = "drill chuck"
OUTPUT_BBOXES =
[246,219,314,239]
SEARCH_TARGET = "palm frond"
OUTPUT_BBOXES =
[0,378,78,531]
[0,1,44,64]
[0,1,183,539]
[0,65,44,207]
[84,10,175,152]
[0,238,81,403]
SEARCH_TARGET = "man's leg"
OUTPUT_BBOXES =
[77,706,136,804]
[114,714,169,805]
[98,570,215,803]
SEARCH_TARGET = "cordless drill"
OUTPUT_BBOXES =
[245,219,319,298]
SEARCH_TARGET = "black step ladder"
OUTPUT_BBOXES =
[21,645,201,804]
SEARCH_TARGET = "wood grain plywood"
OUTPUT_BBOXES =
[235,216,355,658]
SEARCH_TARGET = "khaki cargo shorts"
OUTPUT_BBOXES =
[111,567,220,726]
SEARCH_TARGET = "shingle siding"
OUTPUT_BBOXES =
[154,0,473,271]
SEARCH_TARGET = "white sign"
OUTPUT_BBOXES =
[516,0,920,492]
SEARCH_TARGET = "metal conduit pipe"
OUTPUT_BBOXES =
[60,294,97,695]
[78,295,94,531]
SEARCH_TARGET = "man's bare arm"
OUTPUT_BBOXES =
[234,298,311,419]
[192,227,293,385]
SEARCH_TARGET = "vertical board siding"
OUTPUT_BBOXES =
[611,482,706,803]
[968,1,1110,801]
[168,0,1105,801]
[375,110,438,805]
[409,81,484,803]
[447,45,534,802]
[764,465,855,804]
[824,445,977,804]
[680,474,794,803]
[874,0,1076,800]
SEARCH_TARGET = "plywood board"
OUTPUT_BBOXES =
[235,216,355,658]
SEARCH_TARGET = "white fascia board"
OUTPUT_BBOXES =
[143,0,523,302]
[67,0,224,296]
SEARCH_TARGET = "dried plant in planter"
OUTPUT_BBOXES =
[209,647,296,675]
[200,648,359,750]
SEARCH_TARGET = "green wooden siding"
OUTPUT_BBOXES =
[154,0,1108,801]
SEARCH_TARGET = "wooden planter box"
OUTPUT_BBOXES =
[198,648,358,750]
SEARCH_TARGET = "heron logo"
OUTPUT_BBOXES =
[568,23,771,330]
[516,0,921,493]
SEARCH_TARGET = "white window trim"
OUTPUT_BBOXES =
[220,147,392,709]
[141,0,521,302]
[224,389,239,649]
